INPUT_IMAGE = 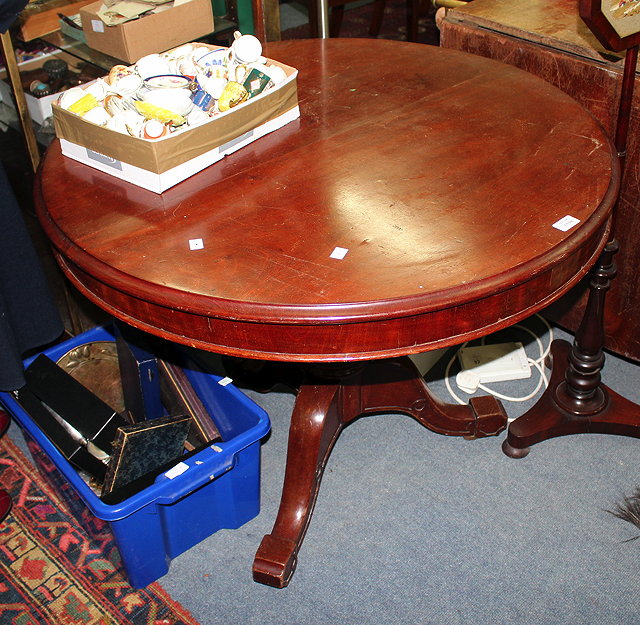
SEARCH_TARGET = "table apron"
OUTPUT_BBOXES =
[54,220,609,362]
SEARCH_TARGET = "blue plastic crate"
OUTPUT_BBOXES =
[0,325,270,588]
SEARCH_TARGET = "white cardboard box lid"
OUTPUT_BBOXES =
[59,105,301,193]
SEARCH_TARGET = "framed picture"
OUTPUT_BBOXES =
[581,0,640,51]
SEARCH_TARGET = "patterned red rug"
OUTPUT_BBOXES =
[0,433,200,625]
[281,0,440,45]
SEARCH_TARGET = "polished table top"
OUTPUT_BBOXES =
[35,38,618,364]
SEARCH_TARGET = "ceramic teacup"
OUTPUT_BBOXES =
[141,88,194,116]
[229,33,262,65]
[136,54,172,80]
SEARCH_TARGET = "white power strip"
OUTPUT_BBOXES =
[456,342,531,393]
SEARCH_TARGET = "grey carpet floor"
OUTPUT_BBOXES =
[120,321,640,624]
[5,305,639,623]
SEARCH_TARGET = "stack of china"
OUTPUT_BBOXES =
[56,32,288,140]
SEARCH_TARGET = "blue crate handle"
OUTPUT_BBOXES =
[152,447,237,504]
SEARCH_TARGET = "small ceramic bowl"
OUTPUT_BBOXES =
[196,73,226,100]
[165,44,194,62]
[105,110,146,136]
[195,48,228,70]
[186,107,209,126]
[141,88,194,116]
[82,106,111,126]
[104,94,136,116]
[57,86,87,110]
[253,62,287,86]
[143,74,192,90]
[141,119,169,140]
[109,73,143,97]
[107,64,133,85]
[105,112,129,134]
[83,78,109,102]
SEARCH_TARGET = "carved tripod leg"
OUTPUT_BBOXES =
[350,357,508,439]
[502,338,640,458]
[502,340,589,458]
[253,380,345,588]
[253,357,508,588]
[502,242,616,457]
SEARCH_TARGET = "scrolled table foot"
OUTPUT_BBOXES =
[253,534,298,588]
[252,358,510,587]
[468,396,509,438]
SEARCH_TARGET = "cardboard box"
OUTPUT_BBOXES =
[59,13,87,43]
[19,0,96,41]
[53,49,300,193]
[0,50,91,126]
[80,0,215,63]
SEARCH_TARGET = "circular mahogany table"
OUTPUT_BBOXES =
[35,39,619,587]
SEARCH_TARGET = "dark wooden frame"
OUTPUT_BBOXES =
[580,0,640,51]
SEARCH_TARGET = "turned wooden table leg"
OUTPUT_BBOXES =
[503,240,640,458]
[252,357,507,587]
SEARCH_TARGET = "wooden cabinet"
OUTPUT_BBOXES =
[440,0,640,362]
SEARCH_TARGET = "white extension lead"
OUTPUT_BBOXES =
[444,314,553,407]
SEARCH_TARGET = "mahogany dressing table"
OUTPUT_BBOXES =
[33,38,619,587]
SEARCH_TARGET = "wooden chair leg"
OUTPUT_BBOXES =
[406,0,420,41]
[251,0,281,42]
[0,32,40,173]
[369,0,387,36]
[308,0,319,37]
[330,4,345,37]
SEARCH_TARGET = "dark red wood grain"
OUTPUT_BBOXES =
[35,39,618,362]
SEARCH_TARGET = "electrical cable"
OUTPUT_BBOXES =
[444,314,553,406]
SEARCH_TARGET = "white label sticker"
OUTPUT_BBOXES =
[165,462,189,479]
[189,238,204,250]
[552,215,580,232]
[330,246,349,259]
[91,19,104,33]
[218,376,233,386]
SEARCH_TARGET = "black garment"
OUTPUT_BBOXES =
[0,163,63,390]
[0,0,29,33]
